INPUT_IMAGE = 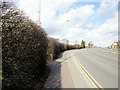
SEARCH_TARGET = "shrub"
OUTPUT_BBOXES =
[2,2,48,89]
[47,38,65,60]
[47,37,78,61]
[66,45,76,50]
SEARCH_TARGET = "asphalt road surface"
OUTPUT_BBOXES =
[72,48,118,88]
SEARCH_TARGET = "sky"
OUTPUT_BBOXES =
[13,0,119,47]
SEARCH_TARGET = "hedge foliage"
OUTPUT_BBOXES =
[2,2,48,89]
[1,2,79,90]
[47,38,77,61]
[47,38,65,60]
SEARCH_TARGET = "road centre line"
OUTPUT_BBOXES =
[71,51,104,90]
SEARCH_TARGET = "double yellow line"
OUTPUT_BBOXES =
[71,51,104,90]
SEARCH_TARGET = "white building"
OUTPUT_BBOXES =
[111,42,118,49]
[88,42,94,48]
[59,39,69,45]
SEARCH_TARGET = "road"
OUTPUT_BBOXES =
[45,48,119,88]
[67,48,118,88]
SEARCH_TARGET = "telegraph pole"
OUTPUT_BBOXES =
[39,0,41,23]
[36,0,41,26]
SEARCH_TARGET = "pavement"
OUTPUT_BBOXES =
[44,48,119,89]
[44,51,75,88]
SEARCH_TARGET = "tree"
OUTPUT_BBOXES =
[81,40,86,48]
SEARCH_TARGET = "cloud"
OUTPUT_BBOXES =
[17,0,77,22]
[96,1,118,16]
[58,5,95,22]
[17,0,118,47]
[44,4,95,35]
[82,14,118,47]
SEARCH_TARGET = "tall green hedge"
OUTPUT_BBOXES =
[1,2,79,89]
[2,2,48,89]
[47,38,77,61]
[47,38,64,60]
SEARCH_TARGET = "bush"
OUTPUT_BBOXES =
[2,2,48,89]
[47,37,78,61]
[47,38,65,60]
[66,45,76,50]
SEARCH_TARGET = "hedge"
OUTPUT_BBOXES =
[47,38,64,60]
[1,2,79,89]
[47,37,77,61]
[2,2,48,89]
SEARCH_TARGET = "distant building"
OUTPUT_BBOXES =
[108,41,120,49]
[88,42,94,48]
[110,42,120,49]
[59,39,69,45]
[118,41,120,48]
[111,42,118,49]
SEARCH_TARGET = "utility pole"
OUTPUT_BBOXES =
[36,0,41,26]
[39,0,41,24]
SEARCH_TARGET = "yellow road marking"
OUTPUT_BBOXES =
[99,49,120,55]
[73,54,98,89]
[71,51,104,90]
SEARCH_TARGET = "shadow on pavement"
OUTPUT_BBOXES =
[44,61,62,88]
[44,52,73,88]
